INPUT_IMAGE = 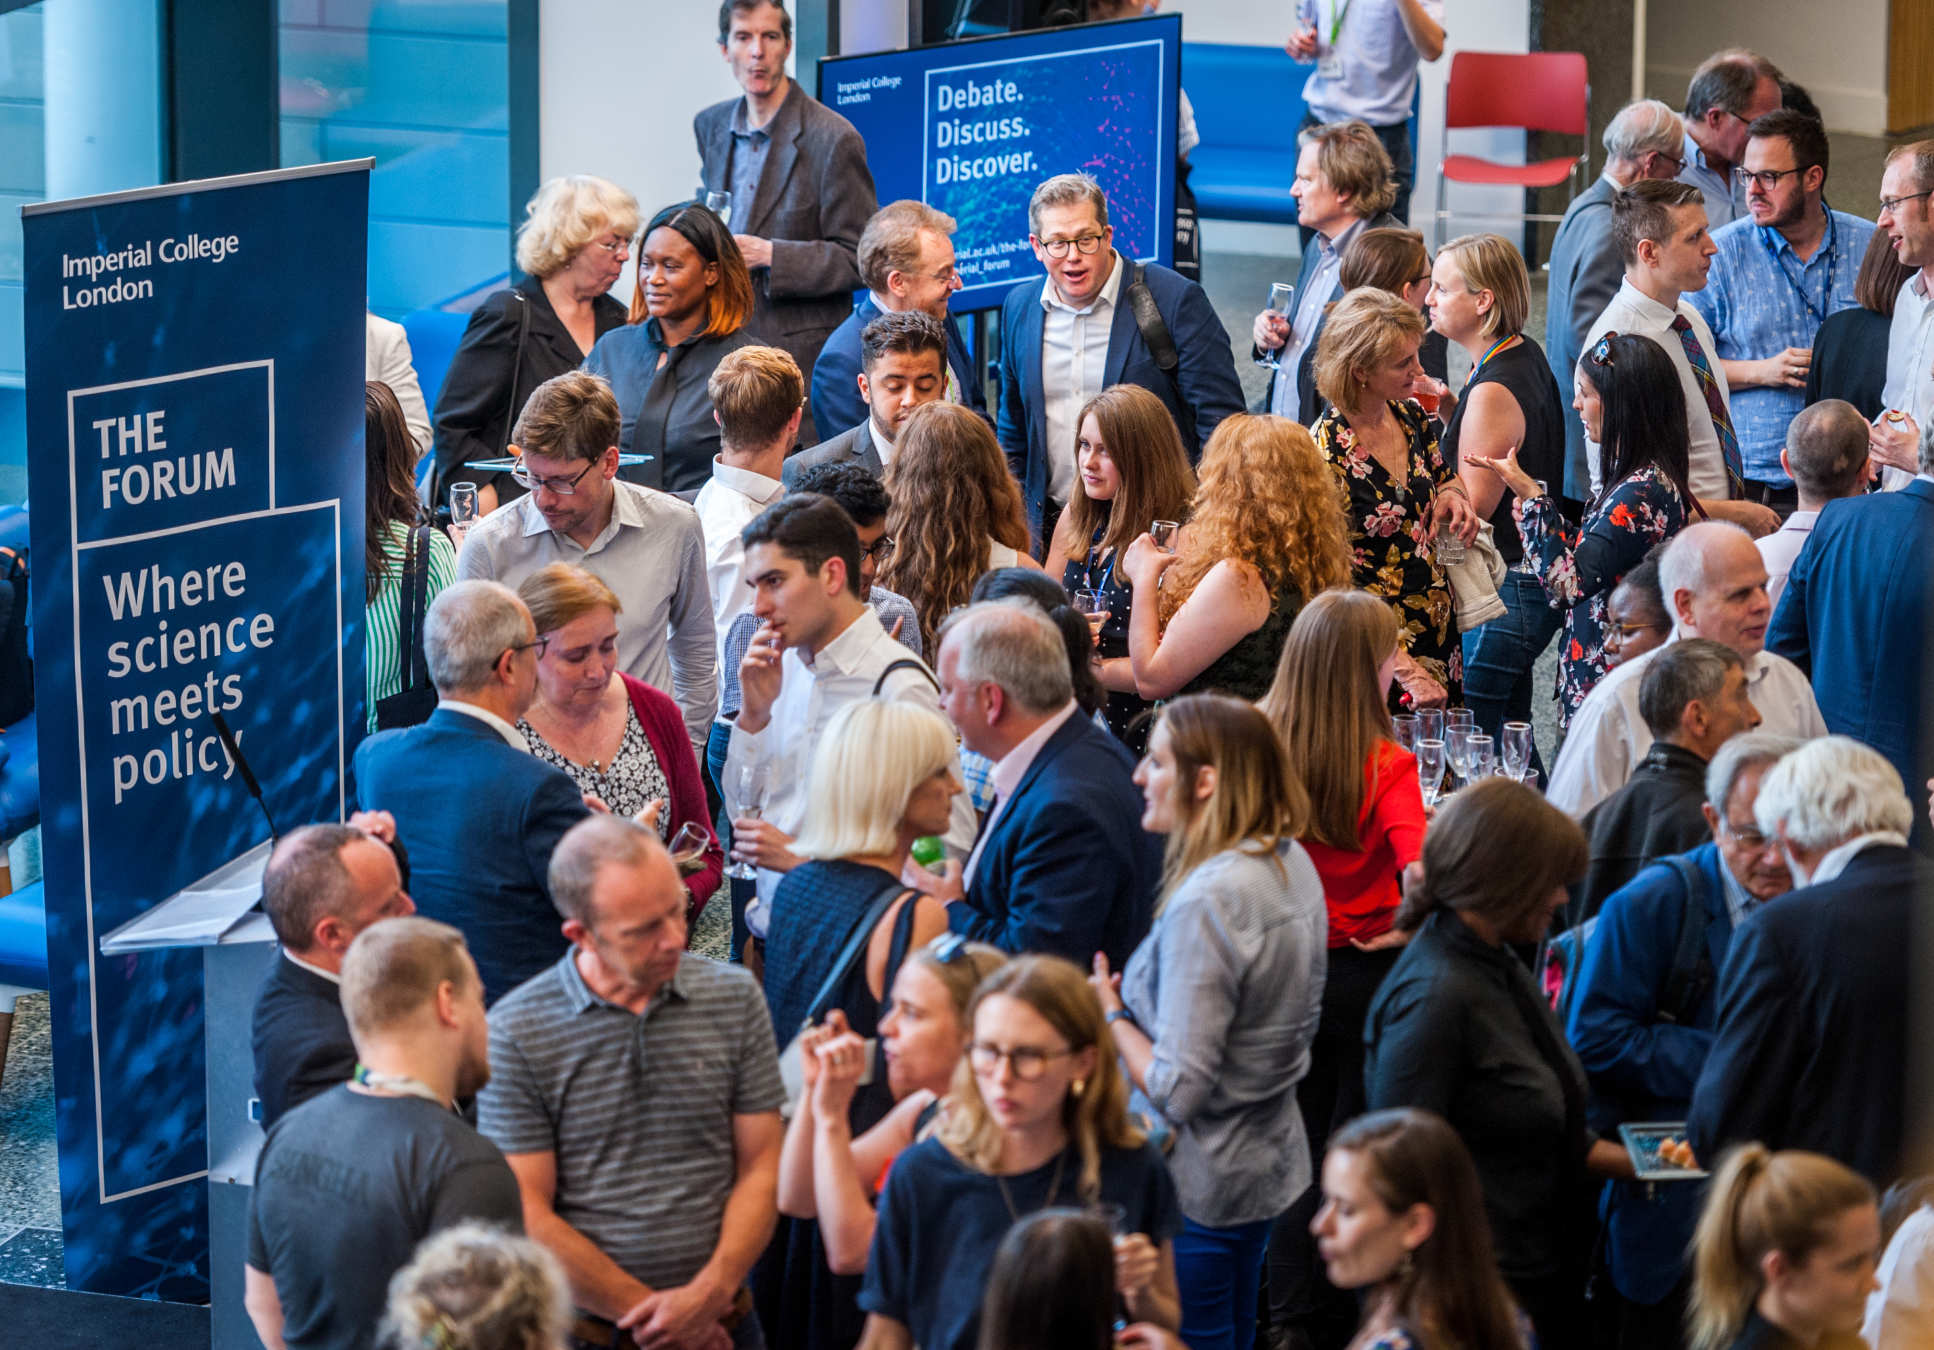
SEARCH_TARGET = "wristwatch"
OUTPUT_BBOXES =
[1106,1008,1137,1028]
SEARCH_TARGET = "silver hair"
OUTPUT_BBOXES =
[1028,173,1110,238]
[1636,637,1741,740]
[1603,99,1684,164]
[942,599,1073,715]
[424,580,531,695]
[1658,520,1755,622]
[1704,731,1805,810]
[1752,736,1913,853]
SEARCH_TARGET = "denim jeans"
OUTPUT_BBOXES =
[1460,569,1561,776]
[706,718,752,962]
[1174,1215,1272,1350]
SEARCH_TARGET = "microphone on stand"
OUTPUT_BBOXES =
[210,710,278,844]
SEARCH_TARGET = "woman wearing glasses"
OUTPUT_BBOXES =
[512,563,724,942]
[1089,694,1326,1350]
[432,175,637,514]
[858,956,1182,1350]
[1048,385,1196,752]
[1464,332,1694,726]
[583,200,758,494]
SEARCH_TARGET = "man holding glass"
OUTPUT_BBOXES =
[456,371,717,758]
[997,173,1244,548]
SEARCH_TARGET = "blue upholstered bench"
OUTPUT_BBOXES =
[1184,43,1309,225]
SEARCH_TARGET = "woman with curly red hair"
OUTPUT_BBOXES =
[1123,414,1352,702]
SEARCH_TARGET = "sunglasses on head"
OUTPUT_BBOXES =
[1589,332,1620,367]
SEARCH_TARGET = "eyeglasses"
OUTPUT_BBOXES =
[860,534,897,563]
[1588,332,1620,367]
[1716,816,1771,848]
[1733,166,1805,191]
[590,235,631,255]
[1038,233,1107,258]
[1606,620,1666,642]
[511,459,599,495]
[969,1041,1076,1081]
[507,636,550,661]
[1880,186,1934,216]
[1654,151,1687,174]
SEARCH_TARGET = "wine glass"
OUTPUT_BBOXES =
[1416,739,1446,809]
[1444,727,1472,792]
[1391,714,1418,753]
[1466,734,1495,782]
[725,763,766,880]
[1447,708,1474,730]
[705,189,732,227]
[669,821,709,873]
[1501,722,1533,782]
[1255,282,1294,369]
[1418,708,1445,743]
[1149,520,1180,554]
[1071,588,1108,645]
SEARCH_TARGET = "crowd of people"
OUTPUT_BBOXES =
[267,4,1934,1349]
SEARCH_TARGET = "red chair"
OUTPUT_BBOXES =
[1433,51,1590,249]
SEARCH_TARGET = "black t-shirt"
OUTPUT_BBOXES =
[860,1136,1181,1350]
[1441,337,1567,565]
[247,1086,524,1350]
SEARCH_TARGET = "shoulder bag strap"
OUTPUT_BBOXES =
[498,291,532,458]
[392,525,422,690]
[1658,854,1716,1026]
[405,526,434,692]
[871,657,940,698]
[1124,261,1181,376]
[800,879,912,1030]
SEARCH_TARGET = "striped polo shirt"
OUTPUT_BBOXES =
[477,949,786,1290]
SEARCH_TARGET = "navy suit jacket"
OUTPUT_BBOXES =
[1259,209,1402,426]
[353,706,589,1004]
[1688,844,1929,1186]
[997,257,1244,542]
[948,713,1160,969]
[250,952,354,1132]
[810,293,987,437]
[1544,177,1623,501]
[1766,480,1934,798]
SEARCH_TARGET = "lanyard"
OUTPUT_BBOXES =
[1311,0,1353,45]
[352,1062,450,1108]
[1756,208,1836,325]
[1464,336,1516,388]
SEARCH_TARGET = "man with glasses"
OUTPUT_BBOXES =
[1675,49,1785,230]
[1565,733,1799,1349]
[811,201,986,437]
[354,580,591,1004]
[1871,140,1934,486]
[1546,99,1688,501]
[999,173,1243,546]
[457,371,718,758]
[787,312,949,486]
[1688,111,1873,516]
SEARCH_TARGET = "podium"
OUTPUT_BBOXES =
[101,843,277,1350]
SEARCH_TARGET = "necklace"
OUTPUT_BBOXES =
[351,1062,449,1108]
[994,1145,1069,1222]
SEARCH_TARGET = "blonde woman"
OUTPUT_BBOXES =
[1089,693,1326,1350]
[1311,288,1480,710]
[1689,1146,1879,1350]
[1123,414,1352,702]
[857,956,1182,1350]
[377,1223,571,1350]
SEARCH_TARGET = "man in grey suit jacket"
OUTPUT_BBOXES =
[783,311,947,486]
[1547,99,1686,500]
[697,0,877,438]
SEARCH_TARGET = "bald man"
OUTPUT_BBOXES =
[1757,400,1871,609]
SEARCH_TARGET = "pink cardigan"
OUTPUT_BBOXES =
[621,673,724,920]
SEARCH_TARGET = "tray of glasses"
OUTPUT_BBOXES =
[465,454,654,471]
[1620,1122,1708,1181]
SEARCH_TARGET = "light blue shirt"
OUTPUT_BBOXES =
[1677,131,1745,230]
[1293,0,1442,128]
[1270,216,1368,418]
[1687,208,1874,482]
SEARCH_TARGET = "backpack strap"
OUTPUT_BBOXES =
[1658,854,1716,1026]
[871,657,940,698]
[1124,261,1180,376]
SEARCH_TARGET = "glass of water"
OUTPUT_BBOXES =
[726,763,765,880]
[450,481,479,525]
[704,189,732,227]
[1149,520,1180,554]
[1418,708,1445,743]
[1416,738,1446,809]
[1256,282,1295,369]
[1447,708,1474,730]
[1501,722,1533,782]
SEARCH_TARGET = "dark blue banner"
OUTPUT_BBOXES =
[22,161,369,1296]
[820,14,1180,311]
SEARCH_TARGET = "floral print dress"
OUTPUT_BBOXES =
[1515,463,1687,726]
[1313,399,1462,703]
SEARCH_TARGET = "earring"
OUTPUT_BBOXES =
[1071,1078,1086,1099]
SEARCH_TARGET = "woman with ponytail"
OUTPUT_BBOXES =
[378,1222,571,1350]
[1689,1145,1879,1350]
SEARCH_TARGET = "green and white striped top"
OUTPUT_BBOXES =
[366,519,458,730]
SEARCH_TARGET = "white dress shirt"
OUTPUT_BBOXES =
[1582,279,1734,502]
[693,458,786,664]
[1545,639,1826,818]
[282,949,342,985]
[1756,508,1818,613]
[962,701,1080,889]
[1879,271,1934,491]
[1271,216,1368,420]
[1039,253,1125,505]
[722,606,977,936]
[438,698,530,752]
[1865,1202,1934,1350]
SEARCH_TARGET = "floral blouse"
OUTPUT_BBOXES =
[1516,463,1687,726]
[1313,399,1462,700]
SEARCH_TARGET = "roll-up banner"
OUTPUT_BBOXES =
[22,160,371,1295]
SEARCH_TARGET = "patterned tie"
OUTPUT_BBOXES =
[1670,313,1745,496]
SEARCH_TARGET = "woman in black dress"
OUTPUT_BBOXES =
[1046,385,1195,750]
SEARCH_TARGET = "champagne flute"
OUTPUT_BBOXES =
[1466,734,1495,782]
[1501,722,1533,782]
[1444,726,1472,793]
[1416,739,1446,810]
[726,763,766,880]
[669,821,709,873]
[1418,708,1445,743]
[1149,520,1180,554]
[1256,282,1295,369]
[704,189,732,227]
[1447,708,1474,730]
[1391,714,1418,753]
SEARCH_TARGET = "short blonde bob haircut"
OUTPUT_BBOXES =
[515,175,640,279]
[517,562,621,638]
[790,700,958,861]
[1437,233,1531,341]
[1314,287,1428,418]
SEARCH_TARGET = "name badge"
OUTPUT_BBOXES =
[1317,52,1344,80]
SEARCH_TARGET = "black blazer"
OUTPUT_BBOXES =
[430,277,626,504]
[1689,844,1931,1186]
[250,952,353,1132]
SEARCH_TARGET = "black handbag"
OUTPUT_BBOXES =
[373,525,439,730]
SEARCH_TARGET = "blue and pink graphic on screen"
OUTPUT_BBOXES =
[823,15,1179,311]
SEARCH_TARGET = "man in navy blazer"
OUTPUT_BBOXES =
[1689,737,1927,1186]
[354,580,588,1005]
[997,174,1244,545]
[1766,409,1934,807]
[931,601,1159,970]
[810,200,986,435]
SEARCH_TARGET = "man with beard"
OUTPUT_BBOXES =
[244,918,519,1350]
